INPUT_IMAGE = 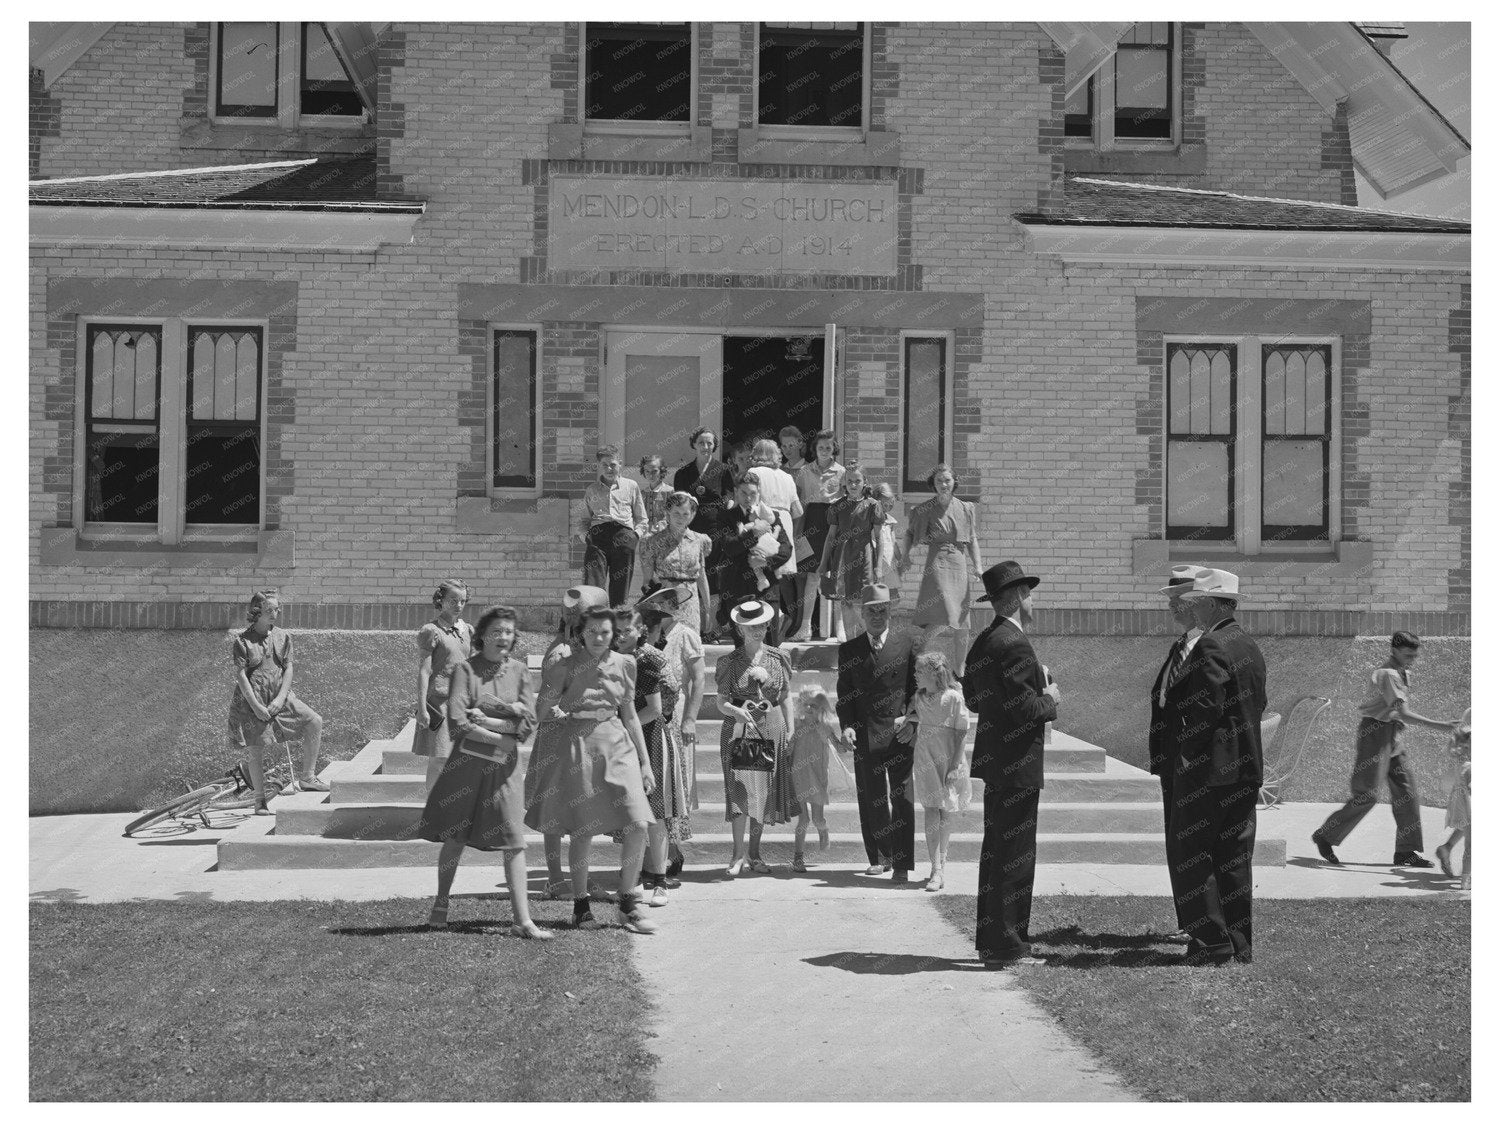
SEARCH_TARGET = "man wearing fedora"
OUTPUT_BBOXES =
[1162,568,1267,965]
[1148,566,1209,945]
[962,562,1059,965]
[835,583,920,881]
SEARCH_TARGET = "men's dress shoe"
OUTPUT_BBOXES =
[863,862,891,876]
[1164,929,1192,945]
[1394,851,1435,868]
[1312,833,1341,865]
[1181,947,1229,967]
[891,869,909,884]
[981,954,1045,968]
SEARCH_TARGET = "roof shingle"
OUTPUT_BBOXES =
[1016,177,1469,234]
[29,156,422,212]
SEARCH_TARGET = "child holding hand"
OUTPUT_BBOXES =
[788,686,844,871]
[1436,708,1471,889]
[909,649,971,891]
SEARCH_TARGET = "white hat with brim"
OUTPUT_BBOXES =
[729,600,776,627]
[1175,568,1243,602]
[563,585,609,611]
[1159,565,1211,595]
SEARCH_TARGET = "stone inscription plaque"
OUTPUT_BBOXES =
[548,175,899,276]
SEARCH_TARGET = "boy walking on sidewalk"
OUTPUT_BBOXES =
[1313,631,1461,867]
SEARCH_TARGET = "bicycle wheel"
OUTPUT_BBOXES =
[122,781,231,837]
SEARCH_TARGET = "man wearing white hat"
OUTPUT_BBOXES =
[1148,565,1209,944]
[1162,568,1267,965]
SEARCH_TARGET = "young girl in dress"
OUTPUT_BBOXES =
[413,578,473,793]
[872,482,900,584]
[227,589,327,810]
[1436,707,1471,889]
[789,686,842,871]
[815,462,878,642]
[909,649,972,891]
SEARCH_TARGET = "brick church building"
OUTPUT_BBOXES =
[29,22,1470,635]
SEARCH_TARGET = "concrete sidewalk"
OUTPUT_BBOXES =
[634,876,1133,1101]
[29,801,1466,905]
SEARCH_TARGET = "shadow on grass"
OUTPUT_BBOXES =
[1028,924,1188,969]
[803,951,987,975]
[328,918,561,938]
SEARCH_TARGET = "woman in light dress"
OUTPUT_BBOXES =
[898,464,983,676]
[816,462,879,642]
[525,605,660,934]
[639,492,713,635]
[745,437,803,619]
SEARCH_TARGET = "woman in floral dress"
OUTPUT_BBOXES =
[639,492,712,634]
[715,600,797,876]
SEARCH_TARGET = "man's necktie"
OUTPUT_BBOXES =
[1165,637,1189,690]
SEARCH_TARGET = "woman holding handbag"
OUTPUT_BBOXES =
[716,600,798,876]
[412,578,474,792]
[417,604,548,937]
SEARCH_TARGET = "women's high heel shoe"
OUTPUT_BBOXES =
[726,857,746,877]
[427,900,450,929]
[510,921,555,940]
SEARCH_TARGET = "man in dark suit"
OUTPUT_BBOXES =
[1163,568,1267,965]
[716,474,793,644]
[835,583,920,882]
[1148,565,1209,945]
[962,562,1059,965]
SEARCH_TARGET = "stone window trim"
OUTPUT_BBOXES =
[1131,537,1373,584]
[66,315,274,552]
[39,526,294,571]
[1161,333,1342,555]
[752,23,870,139]
[209,22,369,131]
[1064,22,1183,152]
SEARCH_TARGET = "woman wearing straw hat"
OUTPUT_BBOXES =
[716,599,798,876]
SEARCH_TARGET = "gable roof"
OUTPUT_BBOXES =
[1017,176,1470,234]
[29,156,422,213]
[1038,21,1468,201]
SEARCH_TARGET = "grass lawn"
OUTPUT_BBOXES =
[30,896,654,1101]
[29,628,554,816]
[933,894,1469,1102]
[1035,635,1470,803]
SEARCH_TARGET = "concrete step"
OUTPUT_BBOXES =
[347,761,1132,807]
[379,737,1103,777]
[219,830,1285,870]
[274,800,1168,840]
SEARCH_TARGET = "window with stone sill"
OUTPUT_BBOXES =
[583,23,694,128]
[899,333,953,496]
[757,23,868,135]
[1165,338,1337,554]
[1065,22,1177,146]
[213,22,365,125]
[81,321,266,544]
[492,328,542,498]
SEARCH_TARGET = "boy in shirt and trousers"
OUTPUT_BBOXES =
[1313,631,1460,867]
[577,446,648,607]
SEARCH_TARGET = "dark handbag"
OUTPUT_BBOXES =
[820,574,837,599]
[425,701,445,732]
[729,734,776,772]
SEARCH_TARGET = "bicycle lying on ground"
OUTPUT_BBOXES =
[122,749,298,838]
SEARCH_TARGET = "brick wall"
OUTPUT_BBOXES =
[29,23,1468,632]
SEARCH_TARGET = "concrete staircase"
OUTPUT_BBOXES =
[217,641,1286,871]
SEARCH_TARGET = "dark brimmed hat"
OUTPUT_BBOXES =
[976,561,1040,603]
[636,587,680,616]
